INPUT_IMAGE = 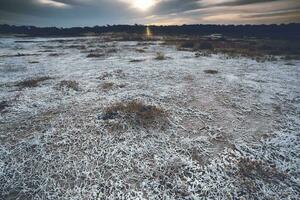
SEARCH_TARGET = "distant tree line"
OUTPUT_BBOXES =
[0,24,299,39]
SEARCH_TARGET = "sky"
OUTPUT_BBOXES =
[0,0,299,27]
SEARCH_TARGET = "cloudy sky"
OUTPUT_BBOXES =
[0,0,299,27]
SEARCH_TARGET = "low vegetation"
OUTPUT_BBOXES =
[164,36,300,61]
[15,76,52,89]
[100,100,168,129]
[238,157,286,183]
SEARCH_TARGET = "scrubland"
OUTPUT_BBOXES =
[0,34,299,199]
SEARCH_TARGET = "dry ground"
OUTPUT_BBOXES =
[0,35,299,199]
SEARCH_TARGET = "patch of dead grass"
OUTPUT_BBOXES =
[238,157,286,183]
[101,100,169,129]
[15,76,53,89]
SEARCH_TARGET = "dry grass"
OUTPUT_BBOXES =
[15,76,52,89]
[101,100,168,129]
[204,69,218,74]
[238,157,286,183]
[165,37,300,61]
[57,80,79,91]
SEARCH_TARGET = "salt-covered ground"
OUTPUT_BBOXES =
[0,36,299,199]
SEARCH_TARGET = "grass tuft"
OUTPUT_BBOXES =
[101,100,168,129]
[15,76,52,89]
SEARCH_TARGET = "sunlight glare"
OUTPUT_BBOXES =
[132,0,156,11]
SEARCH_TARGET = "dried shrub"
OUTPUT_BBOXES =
[155,52,166,60]
[204,69,218,74]
[15,76,52,89]
[58,80,79,91]
[101,100,168,129]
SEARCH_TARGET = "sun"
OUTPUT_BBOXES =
[132,0,156,11]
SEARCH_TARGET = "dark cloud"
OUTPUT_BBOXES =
[0,0,299,26]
